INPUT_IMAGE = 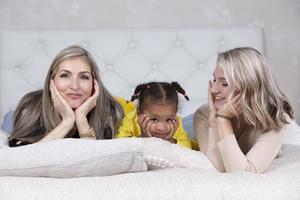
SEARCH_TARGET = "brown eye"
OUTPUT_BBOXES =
[150,118,159,122]
[166,119,173,122]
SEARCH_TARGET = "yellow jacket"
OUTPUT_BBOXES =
[115,97,192,149]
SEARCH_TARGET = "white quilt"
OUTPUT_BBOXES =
[1,144,300,200]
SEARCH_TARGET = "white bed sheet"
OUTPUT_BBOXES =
[1,144,300,200]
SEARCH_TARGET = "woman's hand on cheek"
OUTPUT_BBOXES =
[138,114,153,137]
[218,92,242,118]
[50,80,75,124]
[75,80,99,119]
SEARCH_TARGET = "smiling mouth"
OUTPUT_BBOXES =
[67,93,82,99]
[215,96,225,100]
[152,131,169,136]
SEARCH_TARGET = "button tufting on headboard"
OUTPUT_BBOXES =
[0,28,264,123]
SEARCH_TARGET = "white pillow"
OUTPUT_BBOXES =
[266,144,300,172]
[0,129,8,147]
[0,136,147,178]
[283,121,300,145]
[141,137,216,171]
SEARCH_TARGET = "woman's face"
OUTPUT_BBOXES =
[140,102,177,138]
[53,57,93,109]
[211,65,232,110]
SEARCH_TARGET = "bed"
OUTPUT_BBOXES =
[1,28,300,199]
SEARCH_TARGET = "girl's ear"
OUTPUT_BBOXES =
[137,106,144,115]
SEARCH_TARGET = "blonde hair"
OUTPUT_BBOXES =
[9,45,123,144]
[217,47,294,131]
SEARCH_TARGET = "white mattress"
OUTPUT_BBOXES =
[1,144,300,200]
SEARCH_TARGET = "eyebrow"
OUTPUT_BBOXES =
[58,70,91,74]
[148,114,160,118]
[212,73,226,81]
[149,114,175,119]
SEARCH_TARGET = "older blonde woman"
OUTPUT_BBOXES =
[8,45,123,146]
[194,47,294,173]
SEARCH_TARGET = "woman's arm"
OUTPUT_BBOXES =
[38,119,74,142]
[194,105,226,172]
[75,80,99,139]
[215,92,288,173]
[217,126,287,173]
[38,80,75,142]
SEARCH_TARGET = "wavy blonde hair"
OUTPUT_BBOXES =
[217,47,294,131]
[9,45,123,144]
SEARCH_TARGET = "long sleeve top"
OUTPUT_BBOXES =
[193,104,291,173]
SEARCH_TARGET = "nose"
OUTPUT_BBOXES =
[156,122,168,132]
[70,78,79,90]
[211,82,220,94]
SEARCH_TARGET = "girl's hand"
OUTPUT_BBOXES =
[75,80,99,119]
[208,80,217,127]
[163,118,178,141]
[218,92,242,118]
[138,114,153,137]
[50,80,75,124]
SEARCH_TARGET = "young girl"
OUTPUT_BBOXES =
[116,81,192,149]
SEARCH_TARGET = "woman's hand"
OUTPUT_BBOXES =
[215,92,242,140]
[50,80,75,125]
[75,80,99,119]
[75,80,99,139]
[218,92,242,118]
[138,114,153,137]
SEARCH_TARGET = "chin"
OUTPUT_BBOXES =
[152,135,165,139]
[152,132,168,138]
[68,101,83,109]
[69,105,79,109]
[214,102,225,111]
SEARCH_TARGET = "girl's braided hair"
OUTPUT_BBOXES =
[130,82,189,112]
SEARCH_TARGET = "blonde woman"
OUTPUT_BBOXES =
[8,45,123,146]
[194,47,294,173]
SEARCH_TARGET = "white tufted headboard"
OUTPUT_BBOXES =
[0,27,263,124]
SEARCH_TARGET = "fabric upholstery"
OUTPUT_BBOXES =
[0,28,264,124]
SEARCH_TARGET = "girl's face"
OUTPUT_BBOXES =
[211,65,232,110]
[140,102,177,138]
[53,57,93,109]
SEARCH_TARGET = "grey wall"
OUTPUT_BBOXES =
[1,0,299,122]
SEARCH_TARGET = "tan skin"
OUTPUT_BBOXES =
[137,102,179,143]
[39,57,100,142]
